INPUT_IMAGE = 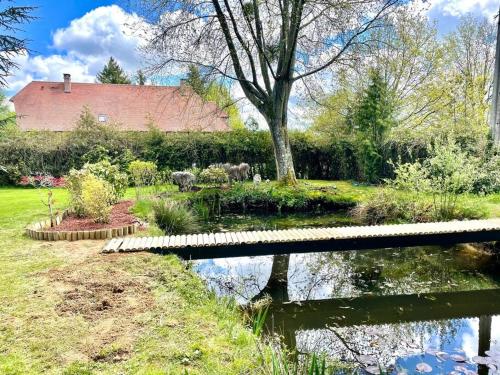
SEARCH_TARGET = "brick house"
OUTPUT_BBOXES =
[10,74,230,132]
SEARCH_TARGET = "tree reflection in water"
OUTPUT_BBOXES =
[193,245,500,370]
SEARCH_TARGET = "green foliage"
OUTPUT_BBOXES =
[0,163,20,185]
[352,188,484,224]
[83,160,128,203]
[191,183,356,217]
[352,69,395,182]
[152,199,199,234]
[65,169,89,216]
[184,65,244,129]
[96,57,131,84]
[205,83,245,130]
[0,92,15,127]
[389,138,479,220]
[81,174,113,223]
[0,4,35,86]
[128,160,158,186]
[199,166,228,186]
[185,64,208,96]
[0,121,429,184]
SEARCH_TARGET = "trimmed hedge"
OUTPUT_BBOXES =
[0,126,427,184]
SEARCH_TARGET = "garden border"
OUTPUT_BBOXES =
[25,211,137,241]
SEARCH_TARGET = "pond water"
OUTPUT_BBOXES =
[193,212,500,374]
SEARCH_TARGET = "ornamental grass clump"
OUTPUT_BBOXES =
[152,199,199,235]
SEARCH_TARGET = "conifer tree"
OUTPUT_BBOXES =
[0,3,35,86]
[184,65,207,96]
[353,69,395,182]
[96,57,131,84]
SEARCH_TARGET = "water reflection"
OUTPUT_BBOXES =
[194,245,500,373]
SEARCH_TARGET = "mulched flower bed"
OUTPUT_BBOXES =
[47,201,136,231]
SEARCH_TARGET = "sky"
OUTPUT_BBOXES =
[4,0,500,124]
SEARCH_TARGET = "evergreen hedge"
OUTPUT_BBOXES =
[0,126,426,184]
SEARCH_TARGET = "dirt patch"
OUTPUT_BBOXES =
[47,253,155,362]
[47,201,136,231]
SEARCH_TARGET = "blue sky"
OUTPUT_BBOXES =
[17,1,118,56]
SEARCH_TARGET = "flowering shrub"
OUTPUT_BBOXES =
[83,160,128,203]
[199,166,228,186]
[18,175,65,188]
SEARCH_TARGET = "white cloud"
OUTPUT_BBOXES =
[429,0,499,19]
[6,5,148,95]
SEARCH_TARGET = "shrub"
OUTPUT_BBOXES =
[352,188,484,224]
[152,199,199,235]
[351,189,433,224]
[473,150,500,194]
[128,160,158,186]
[81,174,113,223]
[18,174,65,188]
[388,138,479,220]
[199,166,228,185]
[84,160,128,203]
[0,164,21,185]
[65,169,89,216]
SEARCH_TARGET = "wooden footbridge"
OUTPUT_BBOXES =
[102,219,500,259]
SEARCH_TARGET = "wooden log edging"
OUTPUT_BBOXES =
[25,211,137,241]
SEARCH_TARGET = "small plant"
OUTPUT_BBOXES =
[152,199,199,235]
[81,174,113,223]
[65,169,89,216]
[128,160,158,198]
[21,174,60,227]
[199,165,228,186]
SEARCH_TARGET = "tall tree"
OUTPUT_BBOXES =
[489,9,500,143]
[138,0,401,184]
[185,64,208,96]
[96,57,131,84]
[353,69,395,182]
[0,2,35,86]
[443,15,496,136]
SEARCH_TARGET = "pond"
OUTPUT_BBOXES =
[193,212,500,374]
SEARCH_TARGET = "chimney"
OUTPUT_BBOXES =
[63,73,71,93]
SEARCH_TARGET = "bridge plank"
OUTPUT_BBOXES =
[101,219,500,259]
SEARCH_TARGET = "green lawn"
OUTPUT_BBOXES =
[0,183,499,374]
[0,187,266,374]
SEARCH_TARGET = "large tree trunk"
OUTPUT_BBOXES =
[263,80,298,185]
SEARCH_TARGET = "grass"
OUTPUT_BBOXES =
[0,182,499,374]
[0,187,267,374]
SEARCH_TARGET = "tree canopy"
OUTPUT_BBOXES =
[137,0,402,183]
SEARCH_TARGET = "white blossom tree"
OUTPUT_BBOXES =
[136,0,402,184]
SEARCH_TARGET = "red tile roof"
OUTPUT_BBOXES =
[10,81,230,132]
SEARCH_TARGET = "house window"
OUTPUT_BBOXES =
[98,114,108,123]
